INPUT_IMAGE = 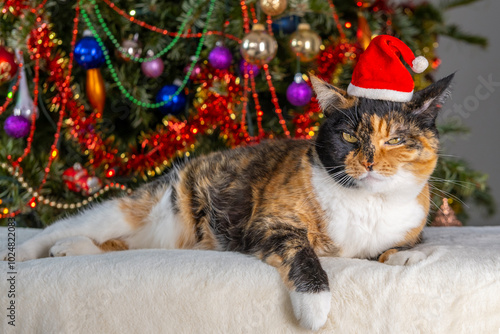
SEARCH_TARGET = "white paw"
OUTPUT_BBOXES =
[49,236,102,257]
[290,290,331,331]
[1,245,41,262]
[385,250,427,266]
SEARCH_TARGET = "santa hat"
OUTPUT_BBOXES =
[347,35,428,102]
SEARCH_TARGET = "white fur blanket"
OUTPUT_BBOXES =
[1,226,499,333]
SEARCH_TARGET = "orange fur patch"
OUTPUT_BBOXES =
[96,239,129,252]
[378,248,398,263]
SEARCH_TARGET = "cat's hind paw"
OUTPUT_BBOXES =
[49,236,102,257]
[384,250,427,266]
[289,290,331,331]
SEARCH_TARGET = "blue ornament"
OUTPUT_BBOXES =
[74,36,105,69]
[272,15,299,35]
[156,85,187,115]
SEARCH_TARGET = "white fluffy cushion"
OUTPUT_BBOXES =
[1,226,500,333]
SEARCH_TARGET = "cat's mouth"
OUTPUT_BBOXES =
[357,171,386,183]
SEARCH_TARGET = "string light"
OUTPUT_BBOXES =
[100,0,241,43]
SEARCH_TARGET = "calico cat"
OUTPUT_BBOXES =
[1,74,453,330]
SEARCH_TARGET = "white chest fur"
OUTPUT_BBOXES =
[311,166,426,259]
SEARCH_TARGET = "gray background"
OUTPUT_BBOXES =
[398,0,500,225]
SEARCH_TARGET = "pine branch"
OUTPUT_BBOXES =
[438,24,488,48]
[439,0,484,10]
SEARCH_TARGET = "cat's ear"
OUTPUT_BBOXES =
[406,73,455,124]
[310,75,357,116]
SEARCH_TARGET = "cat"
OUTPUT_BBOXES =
[1,73,453,330]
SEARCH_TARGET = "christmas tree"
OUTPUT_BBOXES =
[0,0,495,227]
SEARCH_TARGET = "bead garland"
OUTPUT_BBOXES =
[91,0,198,63]
[263,64,290,137]
[37,4,80,194]
[11,56,39,167]
[80,0,216,108]
[327,0,346,40]
[0,161,132,217]
[100,0,241,43]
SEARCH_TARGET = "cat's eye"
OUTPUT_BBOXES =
[342,132,358,143]
[386,137,402,145]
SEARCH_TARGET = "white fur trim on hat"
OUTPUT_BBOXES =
[412,56,429,73]
[347,83,414,102]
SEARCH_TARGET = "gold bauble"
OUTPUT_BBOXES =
[86,68,106,117]
[289,23,322,62]
[259,0,287,16]
[240,24,278,66]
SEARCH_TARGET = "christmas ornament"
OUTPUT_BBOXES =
[431,198,462,227]
[240,24,278,66]
[62,163,102,196]
[259,0,287,16]
[74,34,105,70]
[13,50,37,120]
[347,35,429,102]
[63,163,89,193]
[0,46,18,86]
[86,68,106,116]
[356,12,372,50]
[85,176,103,195]
[156,84,187,115]
[286,73,312,106]
[141,51,164,78]
[117,33,142,62]
[208,45,233,70]
[239,59,260,77]
[75,31,106,115]
[289,23,322,62]
[184,61,202,80]
[4,115,31,138]
[272,15,299,35]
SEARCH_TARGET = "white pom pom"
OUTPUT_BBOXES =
[412,56,429,73]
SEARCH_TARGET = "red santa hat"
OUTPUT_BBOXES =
[347,35,429,102]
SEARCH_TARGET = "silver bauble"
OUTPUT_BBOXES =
[289,23,322,62]
[240,24,278,66]
[13,49,37,120]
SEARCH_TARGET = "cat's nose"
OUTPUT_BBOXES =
[361,160,374,171]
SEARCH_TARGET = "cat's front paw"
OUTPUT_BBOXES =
[289,290,331,331]
[1,246,40,262]
[49,236,101,257]
[384,250,427,266]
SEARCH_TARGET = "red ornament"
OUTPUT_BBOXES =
[62,163,89,192]
[62,163,102,195]
[0,46,18,86]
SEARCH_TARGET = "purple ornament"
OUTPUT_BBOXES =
[286,78,313,107]
[4,115,31,138]
[141,58,164,78]
[208,46,232,70]
[239,58,260,77]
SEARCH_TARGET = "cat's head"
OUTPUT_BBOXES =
[311,74,454,193]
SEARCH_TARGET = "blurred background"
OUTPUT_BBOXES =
[427,0,499,225]
[0,0,498,226]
